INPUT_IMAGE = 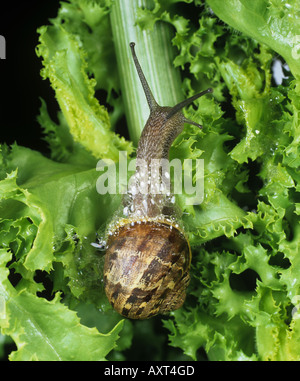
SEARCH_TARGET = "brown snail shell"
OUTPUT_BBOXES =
[104,219,191,319]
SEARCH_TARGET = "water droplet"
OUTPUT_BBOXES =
[292,306,298,317]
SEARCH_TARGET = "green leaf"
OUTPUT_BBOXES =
[207,0,300,79]
[36,23,133,161]
[0,170,54,273]
[0,251,123,360]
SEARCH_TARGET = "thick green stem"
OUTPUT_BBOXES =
[110,0,183,146]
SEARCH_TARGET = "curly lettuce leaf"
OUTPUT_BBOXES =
[36,20,133,161]
[0,145,126,360]
[52,0,119,97]
[1,144,121,294]
[37,98,97,166]
[0,250,123,361]
[207,0,300,80]
[0,169,54,273]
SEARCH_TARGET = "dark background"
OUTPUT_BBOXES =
[0,1,61,153]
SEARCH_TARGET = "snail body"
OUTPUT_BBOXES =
[103,42,212,319]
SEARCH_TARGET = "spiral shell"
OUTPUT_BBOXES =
[103,219,191,319]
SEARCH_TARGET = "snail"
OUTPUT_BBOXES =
[103,42,213,319]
